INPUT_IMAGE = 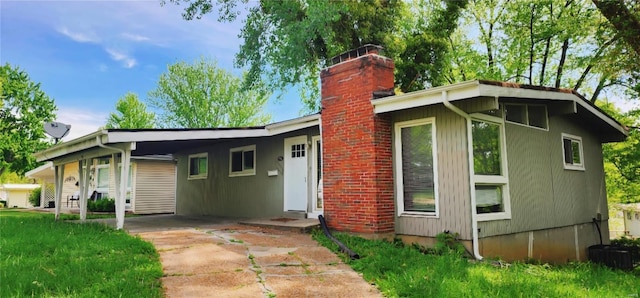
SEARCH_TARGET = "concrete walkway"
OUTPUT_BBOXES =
[94,215,381,297]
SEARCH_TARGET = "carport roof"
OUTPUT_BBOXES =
[35,114,320,163]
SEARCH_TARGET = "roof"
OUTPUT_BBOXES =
[0,184,40,191]
[35,114,320,163]
[372,80,627,142]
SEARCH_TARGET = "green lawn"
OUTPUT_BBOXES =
[0,210,163,297]
[314,231,640,297]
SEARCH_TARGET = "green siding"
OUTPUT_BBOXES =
[392,105,472,240]
[175,127,319,218]
[480,114,609,237]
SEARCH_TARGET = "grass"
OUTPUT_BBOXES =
[313,230,640,298]
[0,209,163,297]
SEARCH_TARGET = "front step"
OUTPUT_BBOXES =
[239,218,320,233]
[284,211,307,219]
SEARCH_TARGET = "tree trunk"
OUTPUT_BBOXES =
[589,76,608,103]
[555,39,569,88]
[529,4,535,85]
[592,0,640,55]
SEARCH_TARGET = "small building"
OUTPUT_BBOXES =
[618,203,640,238]
[0,184,40,208]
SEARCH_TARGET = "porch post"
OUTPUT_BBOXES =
[53,164,64,220]
[116,148,131,230]
[79,158,92,221]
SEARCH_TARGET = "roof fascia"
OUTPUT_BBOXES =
[104,129,268,143]
[266,114,320,136]
[25,162,54,178]
[35,131,107,162]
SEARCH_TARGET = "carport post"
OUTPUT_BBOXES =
[53,164,64,220]
[79,158,92,221]
[114,147,131,230]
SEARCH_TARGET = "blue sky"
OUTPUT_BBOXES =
[1,0,303,140]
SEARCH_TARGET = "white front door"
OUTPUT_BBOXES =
[284,136,308,211]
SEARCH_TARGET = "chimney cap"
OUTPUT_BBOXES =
[330,44,385,66]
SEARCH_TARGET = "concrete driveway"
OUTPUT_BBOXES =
[95,215,381,298]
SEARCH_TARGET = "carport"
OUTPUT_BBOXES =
[33,115,319,229]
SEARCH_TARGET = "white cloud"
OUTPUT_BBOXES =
[57,26,99,43]
[56,107,107,142]
[105,48,137,68]
[121,32,151,42]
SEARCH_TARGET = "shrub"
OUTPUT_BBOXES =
[88,198,115,212]
[28,187,41,207]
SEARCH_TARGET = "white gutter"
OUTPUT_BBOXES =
[441,91,483,260]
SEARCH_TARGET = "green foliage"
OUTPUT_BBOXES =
[166,0,467,112]
[312,230,640,297]
[88,198,116,212]
[611,235,640,248]
[599,102,640,203]
[0,63,57,175]
[148,57,271,128]
[105,92,156,129]
[28,186,41,207]
[0,210,163,297]
[0,171,31,184]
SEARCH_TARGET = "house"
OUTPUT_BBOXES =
[0,184,40,208]
[26,157,176,214]
[618,204,640,237]
[33,45,627,263]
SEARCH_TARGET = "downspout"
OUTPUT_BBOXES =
[95,136,126,230]
[441,91,483,260]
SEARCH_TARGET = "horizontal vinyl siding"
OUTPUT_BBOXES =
[392,105,472,240]
[133,161,176,214]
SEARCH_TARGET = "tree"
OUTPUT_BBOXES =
[447,0,640,103]
[592,0,640,56]
[147,57,271,128]
[164,0,467,112]
[0,63,56,176]
[599,102,640,203]
[105,92,156,129]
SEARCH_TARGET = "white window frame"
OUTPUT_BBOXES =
[395,118,439,218]
[561,133,585,171]
[95,164,110,194]
[229,145,256,177]
[503,103,548,131]
[471,113,511,221]
[188,153,208,180]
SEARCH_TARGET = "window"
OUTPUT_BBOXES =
[188,153,208,179]
[229,145,256,177]
[395,118,439,216]
[96,158,110,194]
[504,104,548,129]
[472,117,510,220]
[562,133,584,171]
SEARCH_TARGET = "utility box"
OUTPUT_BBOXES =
[588,245,639,270]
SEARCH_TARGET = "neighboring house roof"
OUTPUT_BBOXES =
[35,114,321,163]
[617,203,640,212]
[372,80,627,142]
[25,162,55,180]
[0,184,40,191]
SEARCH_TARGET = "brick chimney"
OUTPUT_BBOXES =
[320,45,395,234]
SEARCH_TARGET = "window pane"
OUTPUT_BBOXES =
[476,185,503,214]
[472,120,501,175]
[505,105,526,124]
[97,168,109,188]
[571,141,581,164]
[401,123,435,213]
[528,105,547,129]
[231,151,243,172]
[198,157,207,174]
[243,150,254,170]
[563,138,573,164]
